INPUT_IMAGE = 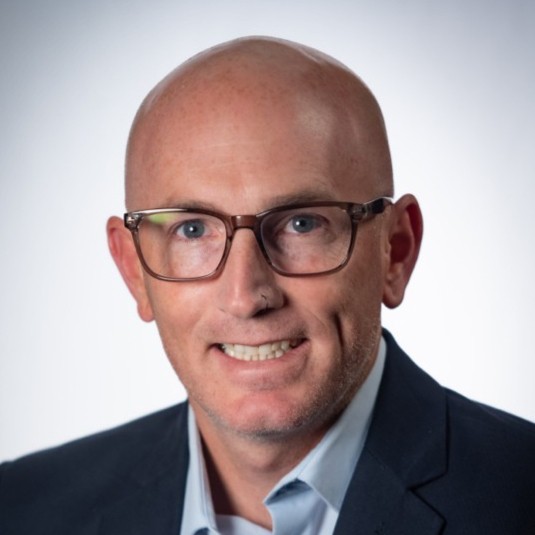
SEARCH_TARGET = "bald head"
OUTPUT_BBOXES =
[125,36,393,210]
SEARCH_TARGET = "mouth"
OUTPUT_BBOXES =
[219,339,302,361]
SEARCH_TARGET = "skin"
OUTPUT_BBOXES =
[107,37,423,528]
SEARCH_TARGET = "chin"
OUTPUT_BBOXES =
[213,395,339,443]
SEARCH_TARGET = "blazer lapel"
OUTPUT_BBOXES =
[97,404,190,535]
[334,450,444,535]
[335,331,447,535]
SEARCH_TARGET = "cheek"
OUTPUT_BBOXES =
[313,248,385,342]
[284,264,383,356]
[314,247,384,307]
[145,282,208,362]
[147,278,207,322]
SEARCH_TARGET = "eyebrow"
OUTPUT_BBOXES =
[263,189,337,207]
[160,188,338,214]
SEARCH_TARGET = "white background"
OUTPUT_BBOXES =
[1,0,534,461]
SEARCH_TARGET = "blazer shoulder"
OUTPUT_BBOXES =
[445,387,535,460]
[419,388,535,533]
[373,332,535,533]
[0,403,189,532]
[2,402,188,472]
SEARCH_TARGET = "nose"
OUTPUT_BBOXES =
[215,229,284,319]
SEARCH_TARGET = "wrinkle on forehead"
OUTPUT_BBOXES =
[125,37,393,210]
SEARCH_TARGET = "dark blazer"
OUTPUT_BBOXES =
[1,331,534,534]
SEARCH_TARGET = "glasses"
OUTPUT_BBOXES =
[124,197,391,281]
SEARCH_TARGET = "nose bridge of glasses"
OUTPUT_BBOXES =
[226,214,267,258]
[228,214,259,236]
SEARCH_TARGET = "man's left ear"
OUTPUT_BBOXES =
[382,194,423,309]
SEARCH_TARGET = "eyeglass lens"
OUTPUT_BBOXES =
[136,206,354,279]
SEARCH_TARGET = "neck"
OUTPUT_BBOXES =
[193,407,337,529]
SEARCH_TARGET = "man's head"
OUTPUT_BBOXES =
[107,36,422,446]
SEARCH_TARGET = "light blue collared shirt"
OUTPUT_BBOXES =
[180,337,386,535]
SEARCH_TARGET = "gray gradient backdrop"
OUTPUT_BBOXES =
[1,0,534,460]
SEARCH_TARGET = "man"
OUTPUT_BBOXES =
[0,36,534,534]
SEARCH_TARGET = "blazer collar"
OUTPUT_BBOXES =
[335,330,447,535]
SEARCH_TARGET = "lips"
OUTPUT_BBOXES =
[219,339,301,361]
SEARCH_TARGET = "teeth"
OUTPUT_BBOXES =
[220,340,296,361]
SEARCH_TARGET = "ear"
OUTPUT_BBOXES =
[106,216,154,322]
[382,194,423,309]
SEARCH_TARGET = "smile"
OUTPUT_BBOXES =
[219,339,300,361]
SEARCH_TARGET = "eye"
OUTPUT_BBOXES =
[175,219,206,239]
[287,214,322,234]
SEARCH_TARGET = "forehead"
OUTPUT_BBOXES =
[126,48,390,212]
[130,111,361,213]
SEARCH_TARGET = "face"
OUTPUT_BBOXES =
[118,66,397,446]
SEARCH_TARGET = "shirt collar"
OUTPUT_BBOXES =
[181,408,218,534]
[181,336,386,533]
